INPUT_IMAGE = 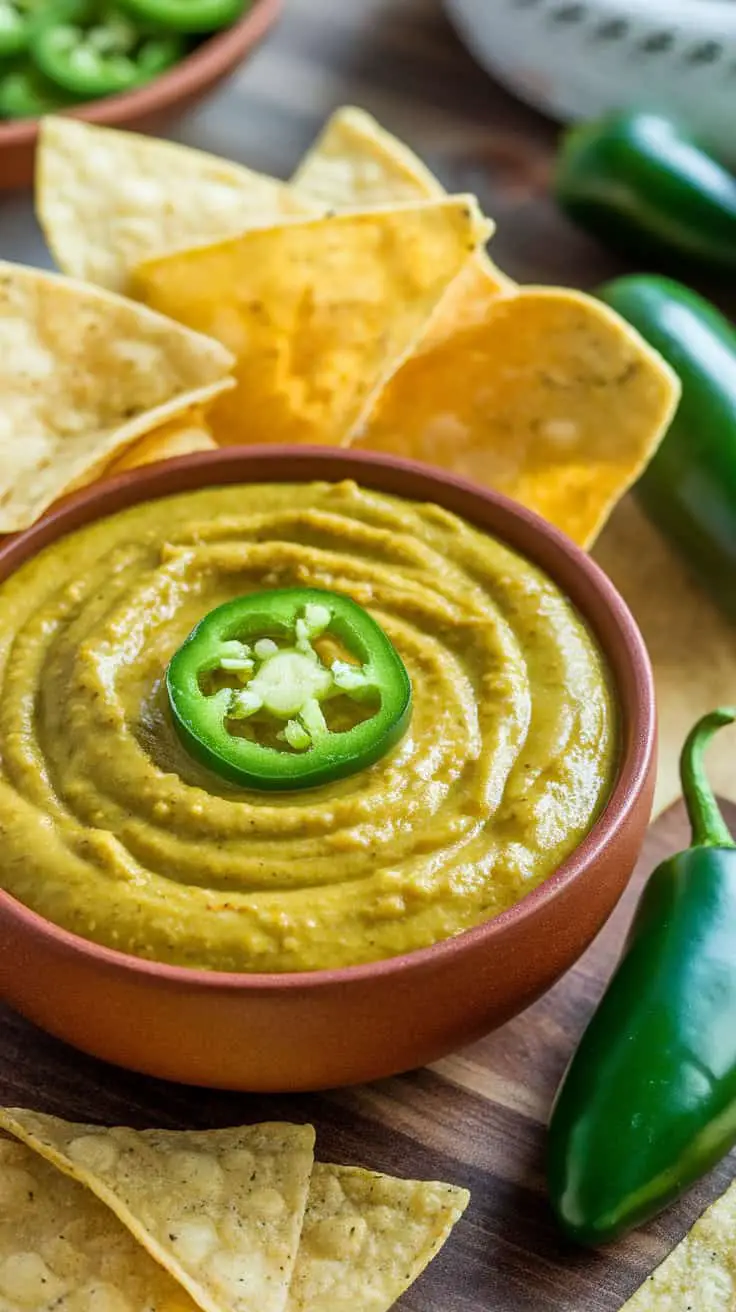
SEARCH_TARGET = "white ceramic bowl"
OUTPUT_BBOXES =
[445,0,736,162]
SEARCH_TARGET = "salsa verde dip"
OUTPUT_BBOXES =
[0,480,617,972]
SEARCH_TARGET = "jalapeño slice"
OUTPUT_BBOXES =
[118,0,247,33]
[166,587,412,791]
[0,60,79,114]
[31,0,183,98]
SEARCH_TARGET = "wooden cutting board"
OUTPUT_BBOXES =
[1,800,733,1311]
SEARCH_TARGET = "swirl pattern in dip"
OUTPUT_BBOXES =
[0,482,616,972]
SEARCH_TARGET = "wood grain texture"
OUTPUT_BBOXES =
[2,801,734,1311]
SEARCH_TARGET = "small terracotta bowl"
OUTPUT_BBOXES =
[0,0,280,191]
[0,448,655,1091]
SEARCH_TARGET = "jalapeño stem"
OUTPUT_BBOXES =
[680,707,736,849]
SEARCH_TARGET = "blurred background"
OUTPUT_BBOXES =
[4,0,730,304]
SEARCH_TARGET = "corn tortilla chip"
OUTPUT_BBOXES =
[622,1178,736,1309]
[0,1109,315,1312]
[593,497,736,816]
[0,261,234,533]
[0,1131,469,1312]
[105,412,217,475]
[0,1136,196,1311]
[66,412,216,496]
[292,105,513,316]
[133,198,491,448]
[353,286,680,548]
[292,105,447,209]
[411,256,516,357]
[37,117,321,295]
[286,1163,469,1312]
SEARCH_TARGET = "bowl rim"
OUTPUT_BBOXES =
[0,445,655,991]
[0,0,281,149]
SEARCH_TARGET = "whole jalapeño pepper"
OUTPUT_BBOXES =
[597,275,736,621]
[554,112,736,272]
[548,709,736,1245]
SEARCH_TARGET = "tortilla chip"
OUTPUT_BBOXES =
[593,497,736,816]
[286,1163,469,1312]
[37,117,321,295]
[66,412,216,494]
[0,1133,468,1312]
[0,261,233,533]
[622,1179,736,1309]
[133,198,491,448]
[105,412,217,475]
[293,105,447,209]
[0,1136,196,1311]
[353,286,680,548]
[292,105,514,314]
[0,1109,315,1312]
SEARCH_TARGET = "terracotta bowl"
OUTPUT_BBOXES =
[0,448,655,1091]
[0,0,280,191]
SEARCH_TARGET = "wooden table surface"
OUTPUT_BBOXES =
[1,2,734,1309]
